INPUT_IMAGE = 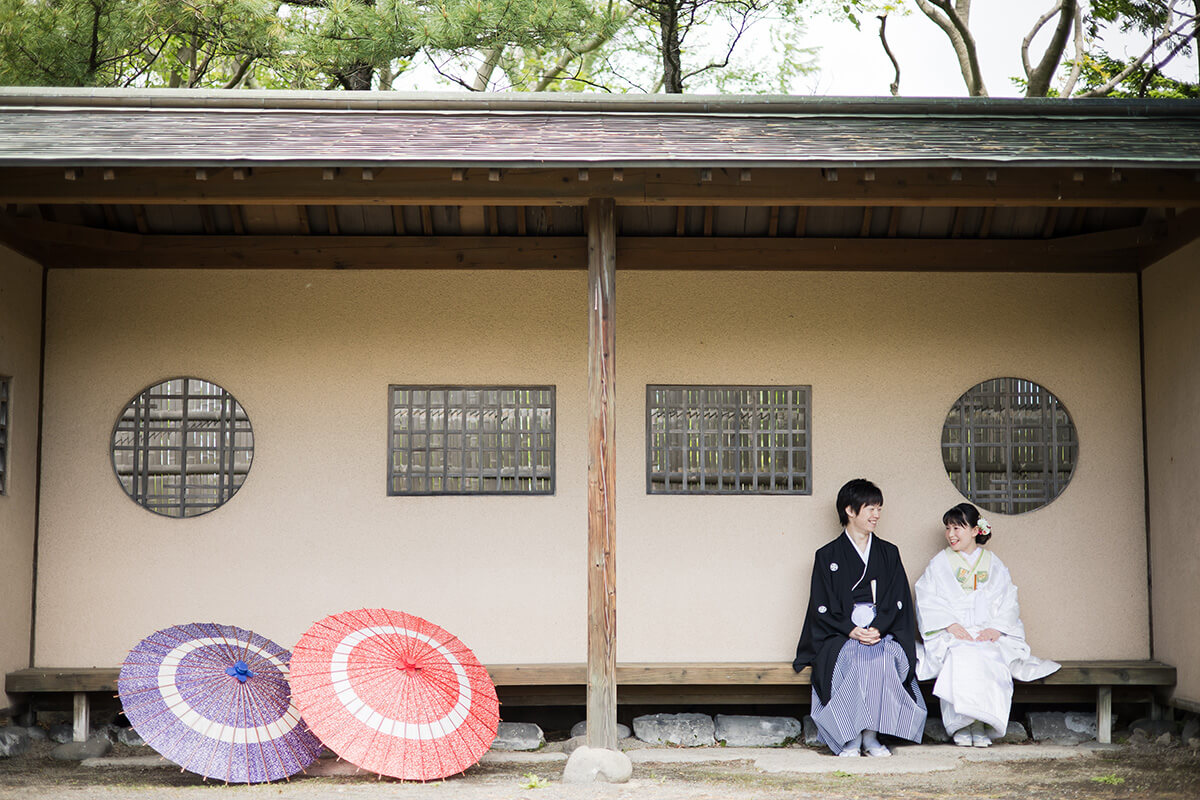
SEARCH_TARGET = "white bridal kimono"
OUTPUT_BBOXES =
[914,547,1059,737]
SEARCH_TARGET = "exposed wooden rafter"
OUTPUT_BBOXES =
[2,215,1188,272]
[5,166,1198,207]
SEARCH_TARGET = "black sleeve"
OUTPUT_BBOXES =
[793,548,852,672]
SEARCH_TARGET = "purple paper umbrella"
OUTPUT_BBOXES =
[118,622,324,783]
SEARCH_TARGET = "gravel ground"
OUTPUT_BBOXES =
[2,740,1198,799]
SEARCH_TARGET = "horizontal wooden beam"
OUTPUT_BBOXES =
[6,660,1175,695]
[3,166,1199,206]
[1138,207,1200,268]
[0,216,1159,272]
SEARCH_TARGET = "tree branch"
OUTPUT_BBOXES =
[1076,12,1199,97]
[471,47,503,91]
[534,11,631,92]
[877,14,901,96]
[223,56,256,89]
[1061,3,1084,97]
[425,52,477,91]
[914,0,987,95]
[679,10,753,82]
[1137,21,1196,95]
[1022,1,1063,80]
[1024,0,1076,97]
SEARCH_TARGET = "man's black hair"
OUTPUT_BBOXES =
[836,478,883,527]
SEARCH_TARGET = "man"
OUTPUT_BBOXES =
[793,478,927,756]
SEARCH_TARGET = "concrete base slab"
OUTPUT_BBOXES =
[72,741,1121,779]
[81,755,177,769]
[632,743,1112,775]
[480,752,567,765]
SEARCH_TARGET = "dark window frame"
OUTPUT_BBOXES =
[388,385,556,496]
[942,376,1078,515]
[110,377,254,518]
[646,384,812,496]
[0,376,9,496]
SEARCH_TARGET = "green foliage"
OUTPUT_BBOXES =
[519,772,550,788]
[1071,50,1199,97]
[0,0,602,89]
[831,769,856,778]
[1091,772,1127,785]
[0,0,281,87]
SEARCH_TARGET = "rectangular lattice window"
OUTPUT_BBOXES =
[389,386,555,495]
[647,385,811,495]
[0,376,9,495]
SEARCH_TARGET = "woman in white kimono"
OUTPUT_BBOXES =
[914,503,1059,747]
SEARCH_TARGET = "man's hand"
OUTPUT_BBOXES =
[850,626,881,645]
[975,628,1003,642]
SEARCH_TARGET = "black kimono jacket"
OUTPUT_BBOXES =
[792,532,920,705]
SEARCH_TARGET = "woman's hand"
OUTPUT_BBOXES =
[946,623,973,641]
[975,628,1003,642]
[850,626,881,645]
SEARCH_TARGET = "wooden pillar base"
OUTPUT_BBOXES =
[73,692,90,743]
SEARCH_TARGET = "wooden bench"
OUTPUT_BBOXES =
[7,660,1175,745]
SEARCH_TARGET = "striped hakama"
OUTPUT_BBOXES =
[810,635,927,754]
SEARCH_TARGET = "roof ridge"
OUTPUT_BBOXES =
[1,87,1198,119]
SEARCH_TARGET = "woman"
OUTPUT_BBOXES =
[914,502,1059,747]
[794,479,927,757]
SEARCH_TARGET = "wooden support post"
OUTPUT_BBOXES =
[73,692,89,742]
[1097,686,1112,744]
[586,197,618,752]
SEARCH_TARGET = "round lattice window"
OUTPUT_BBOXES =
[111,377,253,517]
[941,377,1077,515]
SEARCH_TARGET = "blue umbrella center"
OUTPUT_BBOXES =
[226,660,255,683]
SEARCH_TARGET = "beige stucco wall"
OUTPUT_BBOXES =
[1143,238,1200,707]
[34,268,1148,669]
[0,245,42,707]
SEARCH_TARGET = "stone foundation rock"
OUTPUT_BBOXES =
[996,721,1029,744]
[632,713,715,747]
[802,715,820,746]
[0,728,31,758]
[569,721,631,740]
[491,722,545,751]
[1027,712,1097,745]
[923,718,951,743]
[713,715,802,747]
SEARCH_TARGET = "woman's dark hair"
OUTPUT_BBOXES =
[943,502,991,544]
[836,478,884,526]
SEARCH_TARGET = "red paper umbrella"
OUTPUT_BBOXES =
[289,608,499,780]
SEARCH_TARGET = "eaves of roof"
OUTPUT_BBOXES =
[1,88,1199,169]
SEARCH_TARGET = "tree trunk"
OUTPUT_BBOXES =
[914,0,987,96]
[1024,0,1077,97]
[335,62,374,90]
[660,5,683,93]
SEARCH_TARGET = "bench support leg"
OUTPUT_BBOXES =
[1097,686,1112,744]
[73,692,89,743]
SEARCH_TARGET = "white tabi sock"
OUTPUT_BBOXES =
[838,733,862,756]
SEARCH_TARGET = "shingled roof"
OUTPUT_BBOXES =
[1,88,1199,169]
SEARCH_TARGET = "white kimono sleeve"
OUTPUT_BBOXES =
[914,554,962,681]
[984,554,1061,682]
